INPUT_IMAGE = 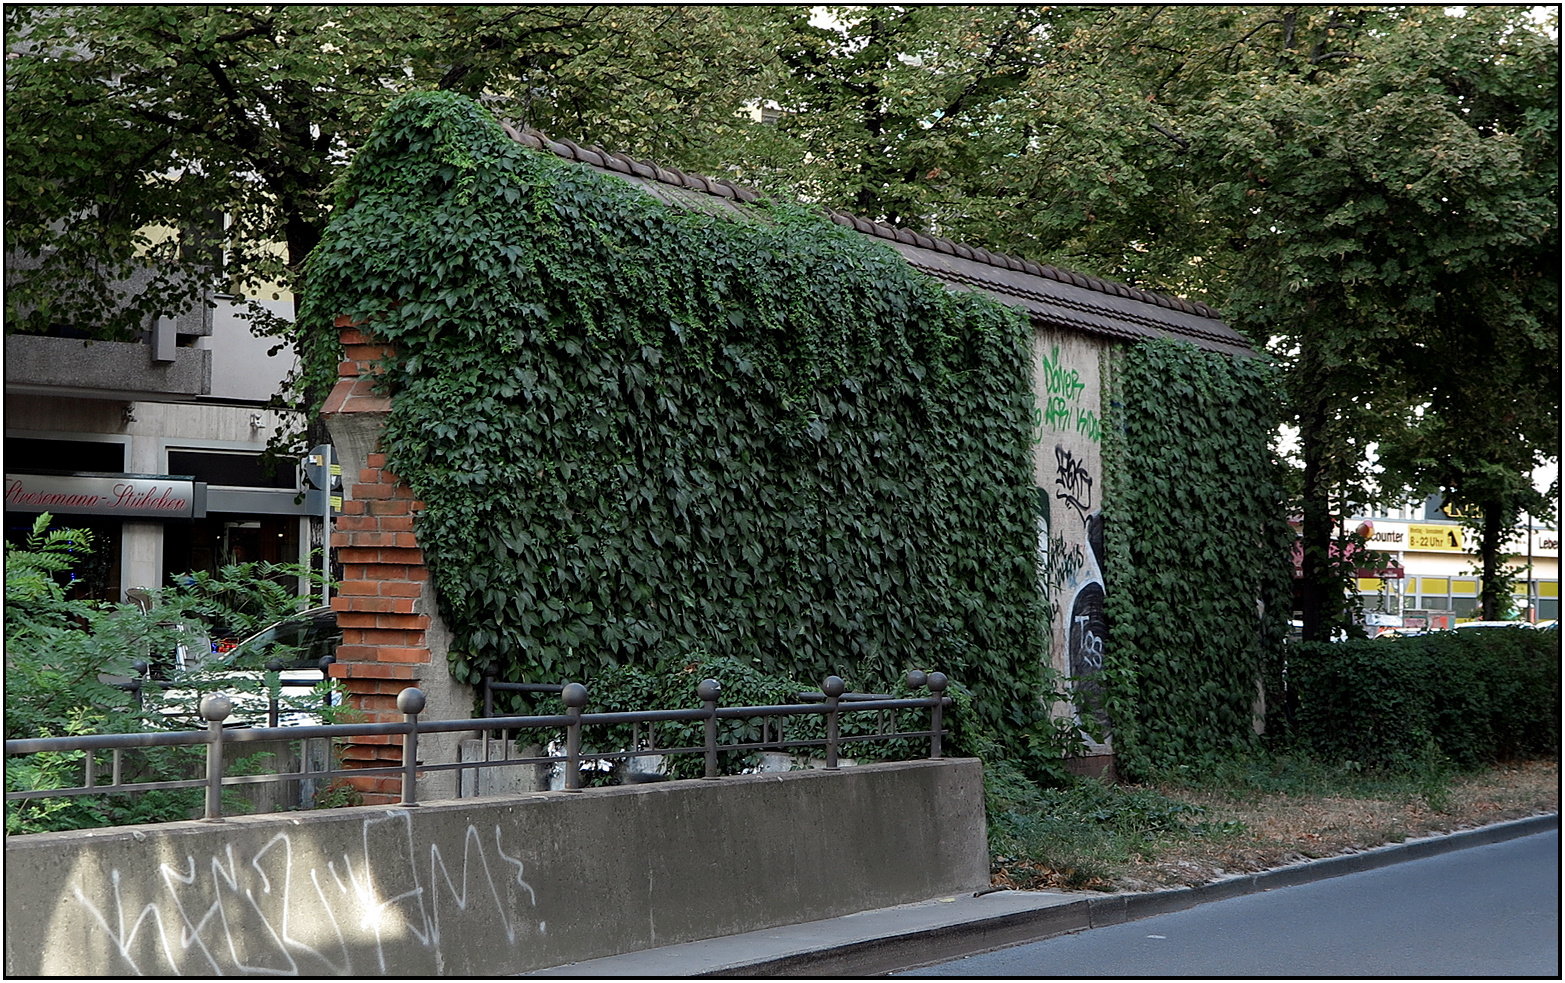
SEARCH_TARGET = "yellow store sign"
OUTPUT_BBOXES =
[1407,523,1464,551]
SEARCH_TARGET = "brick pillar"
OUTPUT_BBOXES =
[321,317,433,804]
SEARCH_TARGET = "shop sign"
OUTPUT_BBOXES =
[1406,523,1463,551]
[1364,523,1407,548]
[5,472,206,519]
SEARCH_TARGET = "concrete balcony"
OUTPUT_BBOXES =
[4,333,211,401]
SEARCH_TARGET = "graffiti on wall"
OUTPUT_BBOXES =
[1053,446,1094,525]
[1033,338,1110,742]
[66,810,541,976]
[1033,345,1102,446]
[1067,513,1110,735]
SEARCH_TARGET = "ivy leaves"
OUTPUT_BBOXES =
[1101,339,1292,777]
[302,92,1049,754]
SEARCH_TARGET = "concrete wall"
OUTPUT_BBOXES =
[1032,328,1114,768]
[4,758,986,977]
[206,295,296,402]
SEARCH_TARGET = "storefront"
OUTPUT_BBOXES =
[1351,517,1560,629]
[5,430,321,602]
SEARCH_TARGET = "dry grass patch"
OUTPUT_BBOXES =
[1117,759,1558,891]
[988,757,1558,894]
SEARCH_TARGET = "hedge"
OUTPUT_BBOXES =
[1286,628,1560,768]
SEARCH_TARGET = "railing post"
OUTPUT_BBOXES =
[698,678,722,779]
[132,659,149,713]
[265,658,284,728]
[311,654,336,807]
[398,687,426,806]
[482,661,498,738]
[561,682,588,791]
[927,671,948,759]
[822,675,845,770]
[201,695,232,820]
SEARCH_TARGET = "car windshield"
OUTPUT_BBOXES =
[223,610,339,671]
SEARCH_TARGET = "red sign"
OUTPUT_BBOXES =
[5,473,205,519]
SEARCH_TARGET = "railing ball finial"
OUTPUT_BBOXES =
[927,671,948,694]
[822,675,846,698]
[397,687,427,715]
[318,654,336,671]
[906,669,927,690]
[697,678,722,702]
[200,694,233,723]
[482,661,498,680]
[265,658,285,673]
[561,682,589,709]
[133,659,150,678]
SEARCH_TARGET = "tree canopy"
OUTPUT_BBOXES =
[6,4,1558,636]
[4,4,780,339]
[729,4,1559,637]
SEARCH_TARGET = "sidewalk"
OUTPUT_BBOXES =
[526,813,1558,977]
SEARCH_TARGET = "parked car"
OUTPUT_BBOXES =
[220,606,342,670]
[159,606,342,727]
[1287,619,1348,642]
[122,587,213,679]
[1453,620,1535,630]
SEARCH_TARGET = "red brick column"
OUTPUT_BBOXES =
[321,317,433,803]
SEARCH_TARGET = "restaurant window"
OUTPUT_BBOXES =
[163,514,300,585]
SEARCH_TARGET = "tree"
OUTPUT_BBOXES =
[1171,6,1560,636]
[4,4,781,445]
[732,5,1559,641]
[9,5,1555,637]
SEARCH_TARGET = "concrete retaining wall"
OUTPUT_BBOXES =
[4,758,986,976]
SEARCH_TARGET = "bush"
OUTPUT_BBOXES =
[4,513,334,832]
[1285,628,1560,770]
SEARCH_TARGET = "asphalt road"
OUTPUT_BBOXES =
[902,829,1560,977]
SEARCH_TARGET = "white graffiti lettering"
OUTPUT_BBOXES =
[68,813,540,977]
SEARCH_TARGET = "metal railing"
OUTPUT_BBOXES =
[6,671,952,821]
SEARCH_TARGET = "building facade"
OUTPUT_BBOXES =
[3,287,319,605]
[1349,498,1560,631]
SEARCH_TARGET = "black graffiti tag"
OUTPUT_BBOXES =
[1054,445,1093,525]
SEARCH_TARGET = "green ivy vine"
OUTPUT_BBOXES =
[1100,338,1294,778]
[298,92,1059,763]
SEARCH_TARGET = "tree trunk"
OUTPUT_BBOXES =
[1480,497,1504,620]
[1298,396,1334,642]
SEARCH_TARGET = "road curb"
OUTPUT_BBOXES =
[719,812,1560,976]
[705,900,1095,977]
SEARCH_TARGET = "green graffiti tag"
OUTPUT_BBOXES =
[1041,345,1086,400]
[1034,345,1100,444]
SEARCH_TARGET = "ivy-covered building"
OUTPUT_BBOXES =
[313,93,1287,797]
